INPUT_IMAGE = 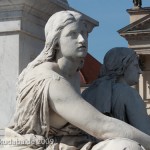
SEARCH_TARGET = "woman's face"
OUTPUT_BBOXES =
[124,57,142,86]
[58,21,88,60]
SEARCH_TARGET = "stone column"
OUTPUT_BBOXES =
[0,0,98,136]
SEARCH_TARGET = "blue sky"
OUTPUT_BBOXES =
[68,0,150,62]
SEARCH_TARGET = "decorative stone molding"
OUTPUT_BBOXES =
[127,7,150,23]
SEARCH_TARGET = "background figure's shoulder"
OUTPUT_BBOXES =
[113,82,141,100]
[114,82,134,92]
[82,78,101,99]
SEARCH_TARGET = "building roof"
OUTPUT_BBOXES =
[80,53,102,86]
[118,14,150,37]
[118,10,150,55]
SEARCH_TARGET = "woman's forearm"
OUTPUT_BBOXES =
[88,114,150,150]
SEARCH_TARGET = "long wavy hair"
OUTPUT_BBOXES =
[17,11,84,86]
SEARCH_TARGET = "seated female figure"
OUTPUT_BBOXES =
[3,12,150,150]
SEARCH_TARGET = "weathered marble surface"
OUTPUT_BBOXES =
[2,10,150,150]
[0,34,19,128]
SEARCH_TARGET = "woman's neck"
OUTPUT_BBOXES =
[57,57,83,77]
[117,76,128,85]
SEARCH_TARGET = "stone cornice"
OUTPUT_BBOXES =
[121,33,150,41]
[132,49,150,55]
[0,2,67,21]
[0,0,99,39]
[127,7,150,15]
[0,0,99,32]
[0,0,69,14]
[118,14,150,34]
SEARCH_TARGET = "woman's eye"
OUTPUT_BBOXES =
[71,32,77,36]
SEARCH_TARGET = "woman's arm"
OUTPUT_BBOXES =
[49,77,150,150]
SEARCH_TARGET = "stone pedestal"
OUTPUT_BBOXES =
[0,0,98,133]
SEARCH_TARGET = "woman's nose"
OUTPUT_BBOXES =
[78,34,85,43]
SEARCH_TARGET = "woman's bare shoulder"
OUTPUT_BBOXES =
[38,62,59,71]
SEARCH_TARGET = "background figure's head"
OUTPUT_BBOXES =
[101,47,142,86]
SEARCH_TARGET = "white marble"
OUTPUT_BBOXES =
[0,20,21,32]
[19,33,45,72]
[0,34,19,128]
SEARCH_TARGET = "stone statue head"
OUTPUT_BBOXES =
[42,10,89,62]
[18,11,89,85]
[101,47,142,85]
